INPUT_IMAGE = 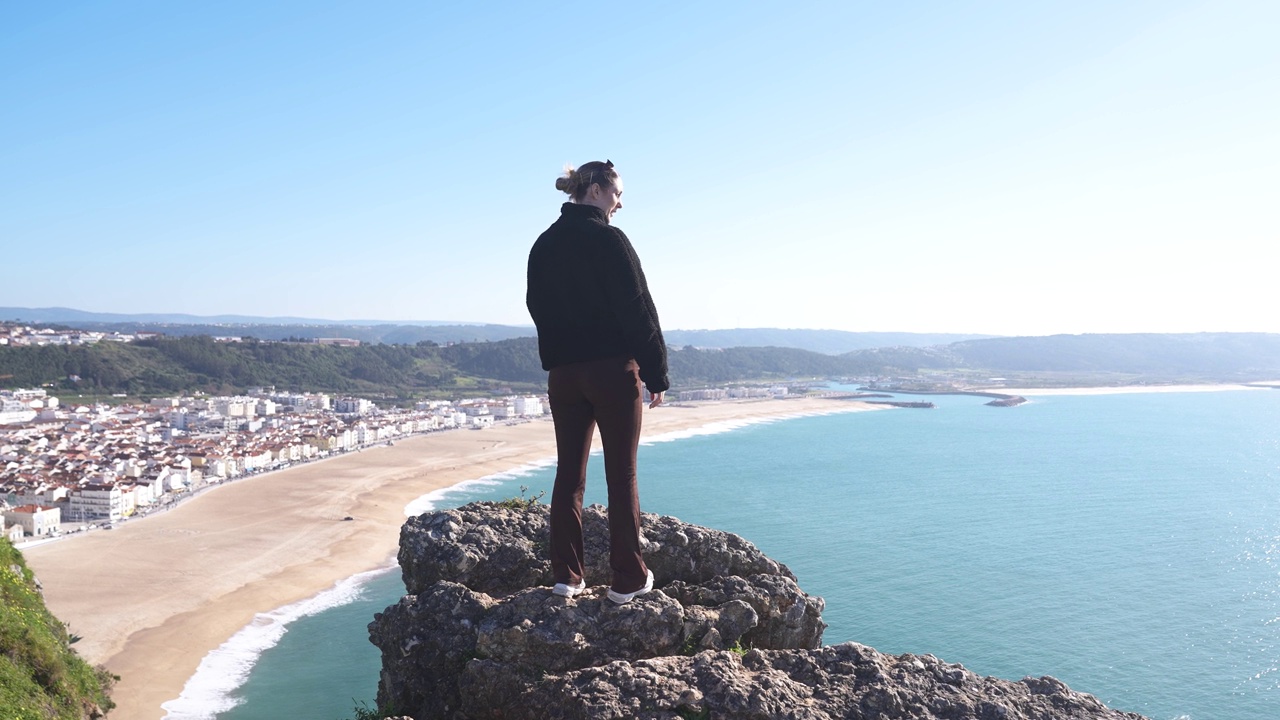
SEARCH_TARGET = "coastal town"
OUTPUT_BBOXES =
[0,380,804,545]
[0,321,155,346]
[0,385,548,544]
[1,318,873,546]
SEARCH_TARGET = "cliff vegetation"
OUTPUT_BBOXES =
[0,539,116,720]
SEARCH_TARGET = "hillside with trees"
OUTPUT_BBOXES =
[1,308,992,353]
[2,333,1279,403]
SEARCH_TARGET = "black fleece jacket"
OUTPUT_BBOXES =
[526,203,670,394]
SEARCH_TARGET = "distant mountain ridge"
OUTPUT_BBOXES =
[938,332,1280,376]
[0,306,480,327]
[665,329,997,354]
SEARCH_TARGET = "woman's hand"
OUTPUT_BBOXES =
[649,391,665,409]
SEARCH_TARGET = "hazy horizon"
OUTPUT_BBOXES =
[9,304,1280,338]
[4,2,1277,336]
[11,304,1280,340]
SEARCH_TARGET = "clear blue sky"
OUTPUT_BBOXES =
[3,1,1277,335]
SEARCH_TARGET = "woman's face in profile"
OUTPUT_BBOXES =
[586,178,624,222]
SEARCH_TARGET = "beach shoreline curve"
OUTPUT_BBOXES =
[24,396,876,720]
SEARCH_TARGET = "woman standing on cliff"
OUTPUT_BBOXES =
[526,159,670,605]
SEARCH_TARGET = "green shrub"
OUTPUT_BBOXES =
[495,485,545,511]
[0,539,117,719]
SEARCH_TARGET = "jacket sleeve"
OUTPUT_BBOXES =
[595,228,671,393]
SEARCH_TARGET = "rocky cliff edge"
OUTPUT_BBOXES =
[368,502,1145,720]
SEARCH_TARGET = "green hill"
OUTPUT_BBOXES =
[3,333,1279,403]
[842,332,1280,384]
[0,539,116,719]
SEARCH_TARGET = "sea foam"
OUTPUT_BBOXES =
[161,462,562,719]
[640,404,874,446]
[402,456,556,517]
[160,565,395,720]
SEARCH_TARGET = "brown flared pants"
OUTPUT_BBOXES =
[547,355,650,594]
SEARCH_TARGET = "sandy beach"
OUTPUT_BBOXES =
[22,396,873,719]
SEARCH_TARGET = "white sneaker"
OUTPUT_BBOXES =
[607,570,654,605]
[552,579,586,597]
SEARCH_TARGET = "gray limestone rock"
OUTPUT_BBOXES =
[368,581,495,719]
[370,501,1146,720]
[502,646,1148,720]
[396,501,796,597]
[664,573,825,650]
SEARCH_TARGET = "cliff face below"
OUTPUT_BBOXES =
[369,502,1145,720]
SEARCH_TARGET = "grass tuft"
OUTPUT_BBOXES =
[495,485,546,511]
[341,699,400,720]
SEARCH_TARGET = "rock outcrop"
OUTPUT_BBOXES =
[370,502,1145,720]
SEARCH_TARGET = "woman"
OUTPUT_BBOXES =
[526,159,670,604]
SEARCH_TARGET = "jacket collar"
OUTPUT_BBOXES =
[561,202,607,222]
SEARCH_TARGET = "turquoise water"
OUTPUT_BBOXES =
[190,390,1279,720]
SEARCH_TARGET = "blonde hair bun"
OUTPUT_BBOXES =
[555,164,578,195]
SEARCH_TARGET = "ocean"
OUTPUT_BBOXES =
[166,389,1280,720]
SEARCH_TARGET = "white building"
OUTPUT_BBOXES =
[4,504,62,537]
[69,484,125,522]
[212,397,257,418]
[337,427,356,451]
[335,398,374,415]
[273,393,309,410]
[167,408,191,429]
[242,449,274,473]
[135,474,165,503]
[515,396,544,416]
[677,388,729,402]
[0,397,37,425]
[16,486,69,506]
[354,422,373,445]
